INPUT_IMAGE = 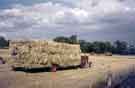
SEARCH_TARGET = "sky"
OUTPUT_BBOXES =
[0,0,135,44]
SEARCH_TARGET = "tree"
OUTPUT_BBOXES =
[128,45,135,55]
[69,35,78,44]
[92,41,101,53]
[79,40,94,53]
[104,42,114,53]
[114,40,127,54]
[0,36,9,48]
[53,36,70,43]
[53,35,79,44]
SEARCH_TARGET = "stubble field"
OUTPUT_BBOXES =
[0,49,135,88]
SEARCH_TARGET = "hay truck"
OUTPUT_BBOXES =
[9,40,90,72]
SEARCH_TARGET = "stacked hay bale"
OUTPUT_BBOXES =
[9,40,81,68]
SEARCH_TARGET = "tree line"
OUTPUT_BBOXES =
[54,35,135,55]
[0,35,135,55]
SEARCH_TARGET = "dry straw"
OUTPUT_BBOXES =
[9,40,81,68]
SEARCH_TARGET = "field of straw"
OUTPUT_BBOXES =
[0,48,135,88]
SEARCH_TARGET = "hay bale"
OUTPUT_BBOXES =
[9,40,81,68]
[105,52,112,56]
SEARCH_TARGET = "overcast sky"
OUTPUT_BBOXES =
[0,0,135,44]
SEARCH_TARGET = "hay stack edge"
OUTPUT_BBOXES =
[9,40,81,69]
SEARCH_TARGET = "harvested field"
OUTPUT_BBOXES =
[0,49,135,88]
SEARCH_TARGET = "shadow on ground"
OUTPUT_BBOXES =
[13,65,81,73]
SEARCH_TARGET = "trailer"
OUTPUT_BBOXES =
[9,40,91,72]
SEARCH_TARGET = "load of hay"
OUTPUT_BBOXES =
[9,40,81,68]
[104,52,112,56]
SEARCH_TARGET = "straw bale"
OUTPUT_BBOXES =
[9,40,81,68]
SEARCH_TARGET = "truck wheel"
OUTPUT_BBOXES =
[80,55,89,68]
[89,62,92,68]
[0,57,5,64]
[51,64,58,72]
